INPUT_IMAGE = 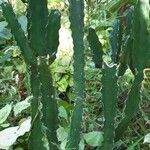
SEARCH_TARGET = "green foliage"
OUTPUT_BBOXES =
[1,2,36,65]
[83,131,103,147]
[117,7,135,76]
[115,71,144,141]
[0,21,12,41]
[0,0,61,149]
[106,0,137,15]
[115,0,150,141]
[0,0,150,149]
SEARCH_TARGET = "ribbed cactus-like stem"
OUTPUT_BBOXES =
[115,71,143,141]
[28,0,48,56]
[1,1,60,149]
[29,65,46,150]
[38,57,59,150]
[66,0,85,149]
[87,28,103,68]
[46,9,61,59]
[100,64,117,150]
[110,11,123,63]
[0,2,46,149]
[132,0,150,71]
[27,1,59,148]
[117,7,134,76]
[115,0,150,140]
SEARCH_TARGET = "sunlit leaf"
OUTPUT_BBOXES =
[0,126,18,150]
[13,96,31,116]
[57,75,69,92]
[0,118,31,149]
[57,126,68,150]
[144,133,150,144]
[83,131,103,147]
[18,15,27,33]
[0,50,12,64]
[0,104,12,125]
[79,138,85,150]
[58,106,68,121]
[17,118,31,137]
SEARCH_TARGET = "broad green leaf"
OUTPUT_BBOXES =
[0,123,9,128]
[83,131,103,147]
[17,118,31,137]
[13,96,31,116]
[0,104,12,125]
[0,28,12,40]
[58,106,68,121]
[0,50,12,64]
[0,126,18,149]
[0,21,12,40]
[144,133,150,144]
[57,126,68,150]
[0,21,7,30]
[57,75,69,92]
[0,118,31,149]
[79,138,85,150]
[57,126,68,142]
[12,46,21,57]
[18,16,27,33]
[15,61,26,73]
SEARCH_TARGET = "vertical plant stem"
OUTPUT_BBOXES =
[38,57,59,150]
[29,65,46,150]
[46,9,61,58]
[101,64,117,150]
[28,0,48,56]
[87,28,103,68]
[66,0,85,149]
[115,71,143,141]
[115,0,150,141]
[28,0,59,148]
[131,0,150,71]
[1,1,59,149]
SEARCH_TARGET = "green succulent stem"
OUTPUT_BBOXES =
[87,28,103,68]
[115,71,143,141]
[101,64,117,150]
[66,0,85,149]
[46,9,61,59]
[115,0,150,140]
[28,0,48,56]
[29,65,46,150]
[1,1,59,149]
[132,0,150,71]
[38,57,59,150]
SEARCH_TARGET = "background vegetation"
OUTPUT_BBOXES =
[0,0,150,149]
